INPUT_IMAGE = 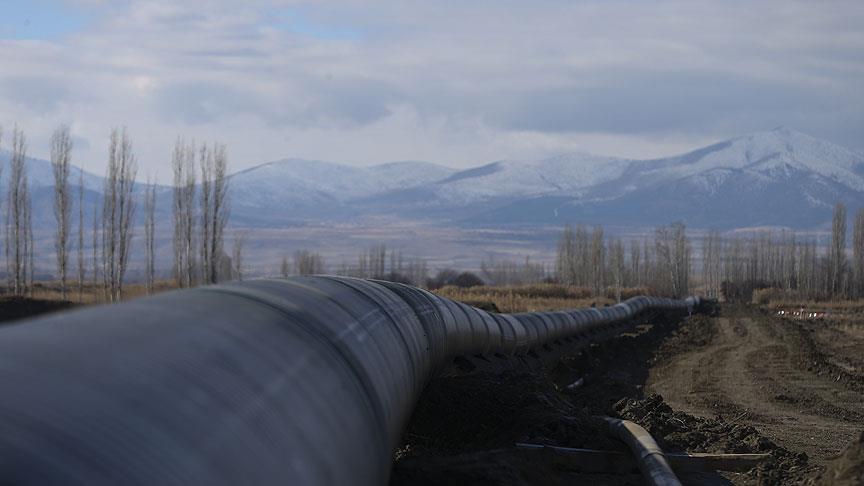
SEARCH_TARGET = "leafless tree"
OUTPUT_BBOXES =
[50,125,73,299]
[703,229,722,298]
[6,126,32,296]
[481,255,547,286]
[101,128,137,302]
[280,255,290,277]
[144,176,157,294]
[172,138,197,287]
[556,225,576,286]
[25,187,34,297]
[0,126,4,290]
[590,226,605,295]
[370,244,386,278]
[830,202,847,299]
[232,232,246,280]
[629,239,641,287]
[609,238,625,302]
[200,143,230,284]
[294,250,324,275]
[91,198,100,300]
[853,209,864,299]
[653,223,690,298]
[77,169,85,302]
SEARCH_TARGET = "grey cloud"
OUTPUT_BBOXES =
[295,77,394,127]
[1,76,72,112]
[479,70,844,135]
[4,0,864,171]
[154,81,263,125]
[153,76,394,128]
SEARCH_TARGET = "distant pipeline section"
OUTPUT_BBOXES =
[0,276,705,485]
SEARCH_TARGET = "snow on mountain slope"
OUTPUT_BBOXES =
[7,128,861,229]
[230,158,455,209]
[624,127,864,191]
[0,151,103,191]
[421,153,633,205]
[228,128,864,228]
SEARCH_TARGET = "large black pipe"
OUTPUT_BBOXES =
[0,276,699,485]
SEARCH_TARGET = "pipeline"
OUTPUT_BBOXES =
[0,276,701,485]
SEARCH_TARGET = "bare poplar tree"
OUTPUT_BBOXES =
[575,226,590,287]
[629,239,641,287]
[294,249,324,275]
[590,226,605,296]
[91,198,100,300]
[144,176,157,294]
[50,125,73,299]
[370,244,386,278]
[25,187,33,297]
[556,225,576,286]
[653,223,690,298]
[703,229,722,298]
[101,128,137,302]
[853,209,864,299]
[830,202,847,299]
[76,169,86,302]
[6,127,31,296]
[172,138,196,287]
[200,143,229,284]
[232,232,246,280]
[609,238,625,302]
[280,256,290,277]
[200,145,212,282]
[0,126,4,291]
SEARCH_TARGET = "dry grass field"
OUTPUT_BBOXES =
[1,280,654,323]
[432,284,650,313]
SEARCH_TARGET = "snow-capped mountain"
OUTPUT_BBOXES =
[0,151,103,191]
[472,128,864,228]
[7,127,864,230]
[620,127,864,192]
[229,159,456,224]
[463,127,864,228]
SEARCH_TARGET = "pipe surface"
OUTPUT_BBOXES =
[603,417,683,486]
[0,276,700,485]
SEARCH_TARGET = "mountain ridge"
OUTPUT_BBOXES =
[6,127,863,230]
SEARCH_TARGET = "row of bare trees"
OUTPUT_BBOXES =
[0,124,233,301]
[338,245,430,286]
[280,250,325,277]
[480,256,548,286]
[170,139,231,288]
[702,202,864,301]
[4,126,34,296]
[556,222,692,299]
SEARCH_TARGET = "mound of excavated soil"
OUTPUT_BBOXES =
[614,394,815,484]
[815,432,864,486]
[397,371,619,455]
[391,371,636,485]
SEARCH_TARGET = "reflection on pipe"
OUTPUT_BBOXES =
[0,276,700,485]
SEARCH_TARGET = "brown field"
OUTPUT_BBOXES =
[12,279,648,316]
[433,284,649,313]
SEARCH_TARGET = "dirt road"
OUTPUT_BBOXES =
[648,308,864,464]
[392,306,864,484]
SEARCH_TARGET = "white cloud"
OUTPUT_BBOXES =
[1,0,862,179]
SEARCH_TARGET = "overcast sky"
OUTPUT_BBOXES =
[1,0,862,177]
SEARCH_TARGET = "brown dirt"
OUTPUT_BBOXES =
[813,431,864,485]
[647,306,864,470]
[392,305,864,485]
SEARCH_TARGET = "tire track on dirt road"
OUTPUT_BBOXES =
[647,311,864,464]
